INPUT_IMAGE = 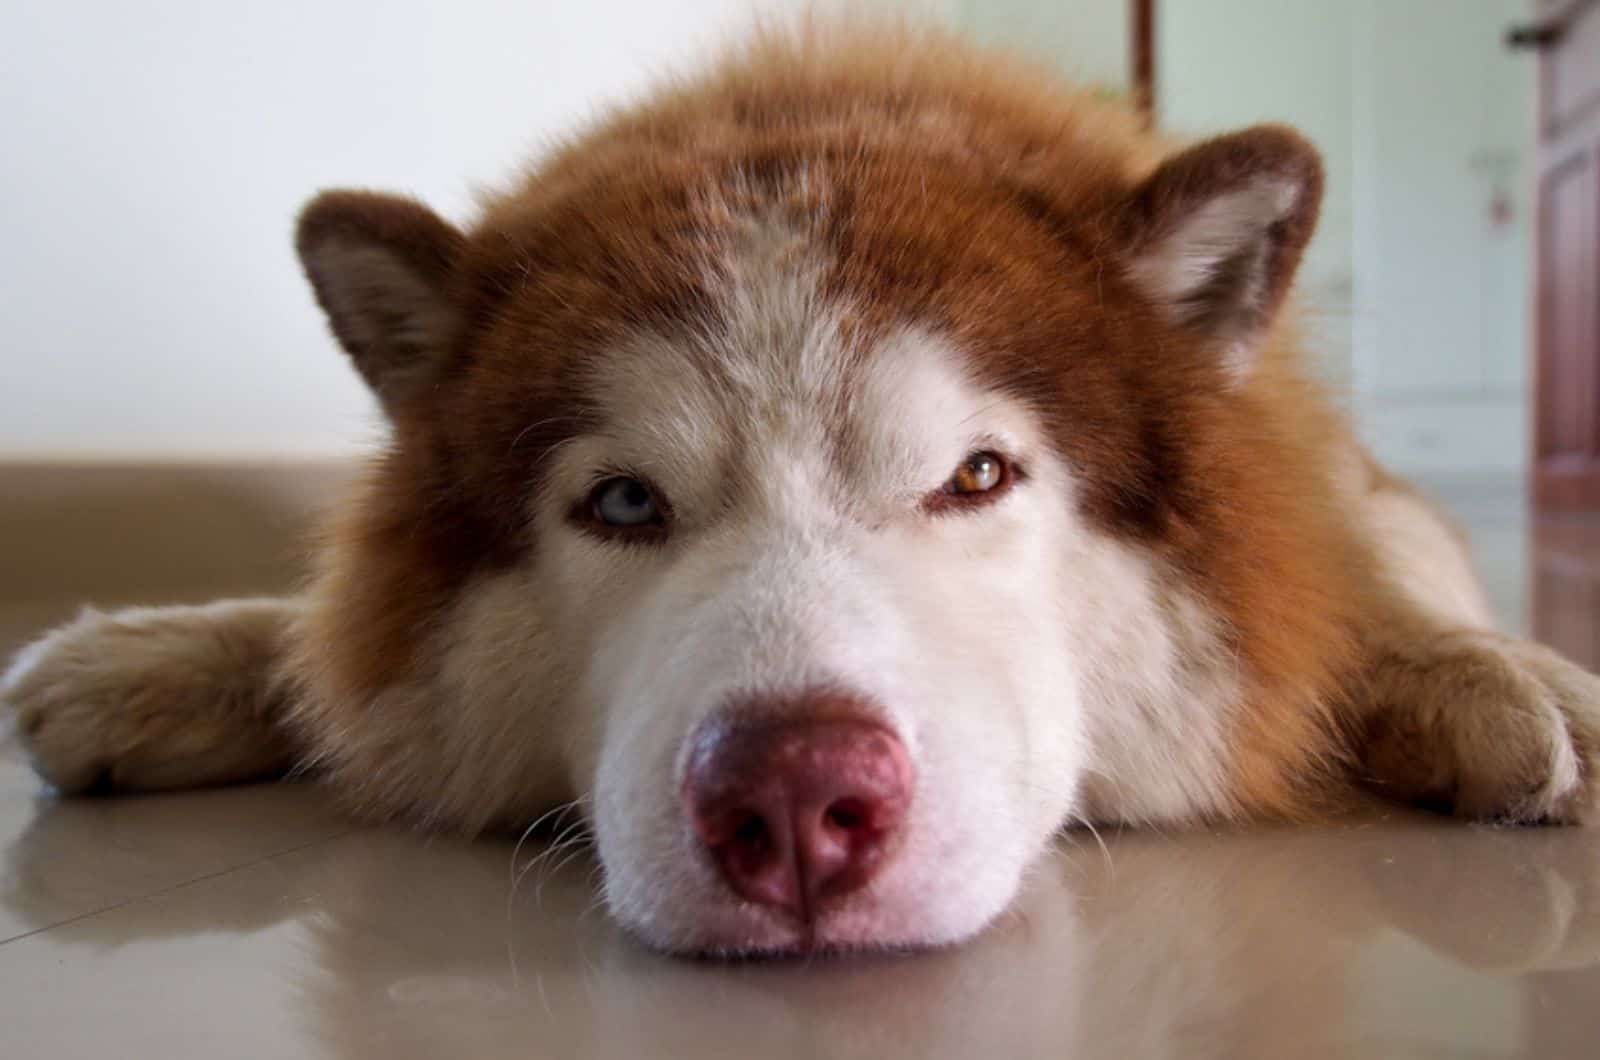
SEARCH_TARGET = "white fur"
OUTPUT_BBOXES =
[1361,487,1496,632]
[432,210,1237,952]
[1128,177,1298,304]
[1127,175,1301,377]
[1073,554,1240,824]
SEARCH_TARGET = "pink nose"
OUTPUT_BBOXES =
[684,714,913,920]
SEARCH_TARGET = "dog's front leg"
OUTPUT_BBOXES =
[1356,621,1600,824]
[2,598,303,794]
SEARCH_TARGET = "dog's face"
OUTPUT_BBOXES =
[291,62,1324,956]
[555,315,1088,954]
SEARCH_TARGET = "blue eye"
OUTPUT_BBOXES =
[590,476,663,530]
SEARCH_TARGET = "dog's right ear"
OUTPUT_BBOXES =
[1116,126,1323,382]
[295,191,466,415]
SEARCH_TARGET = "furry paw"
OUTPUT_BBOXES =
[1361,631,1600,824]
[0,600,298,794]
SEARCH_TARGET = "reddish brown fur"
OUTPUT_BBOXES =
[293,23,1378,824]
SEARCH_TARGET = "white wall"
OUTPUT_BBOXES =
[0,0,1125,459]
[0,0,1131,459]
[0,1,779,458]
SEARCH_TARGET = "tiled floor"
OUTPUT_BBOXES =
[2,465,1598,1058]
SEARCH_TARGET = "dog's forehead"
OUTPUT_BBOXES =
[453,150,1151,541]
[576,208,1008,497]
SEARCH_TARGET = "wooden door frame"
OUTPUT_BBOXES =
[1130,0,1156,124]
[1526,0,1600,508]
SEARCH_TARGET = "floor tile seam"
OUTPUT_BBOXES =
[0,824,366,947]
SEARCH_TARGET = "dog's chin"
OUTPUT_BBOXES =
[682,937,938,963]
[621,895,1002,962]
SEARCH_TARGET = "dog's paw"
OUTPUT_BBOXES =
[1360,631,1600,824]
[0,601,296,794]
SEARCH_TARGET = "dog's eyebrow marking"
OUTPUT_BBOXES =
[508,414,582,455]
[957,399,1014,429]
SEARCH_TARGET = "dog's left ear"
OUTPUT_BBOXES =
[1119,125,1323,377]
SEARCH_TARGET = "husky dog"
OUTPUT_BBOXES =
[5,25,1596,957]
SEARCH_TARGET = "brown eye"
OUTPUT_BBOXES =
[925,450,1016,513]
[950,451,1005,494]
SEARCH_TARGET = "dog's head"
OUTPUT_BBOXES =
[289,33,1333,956]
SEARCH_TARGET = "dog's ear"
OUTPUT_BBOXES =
[295,191,466,414]
[1119,125,1323,378]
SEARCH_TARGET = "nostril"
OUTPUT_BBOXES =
[733,812,768,847]
[729,812,774,865]
[720,811,782,884]
[824,799,866,832]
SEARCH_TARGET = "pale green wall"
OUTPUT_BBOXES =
[952,0,1129,91]
[1350,0,1532,473]
[1159,1,1355,389]
[1160,0,1533,474]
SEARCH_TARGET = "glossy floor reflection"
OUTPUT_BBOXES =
[2,468,1598,1058]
